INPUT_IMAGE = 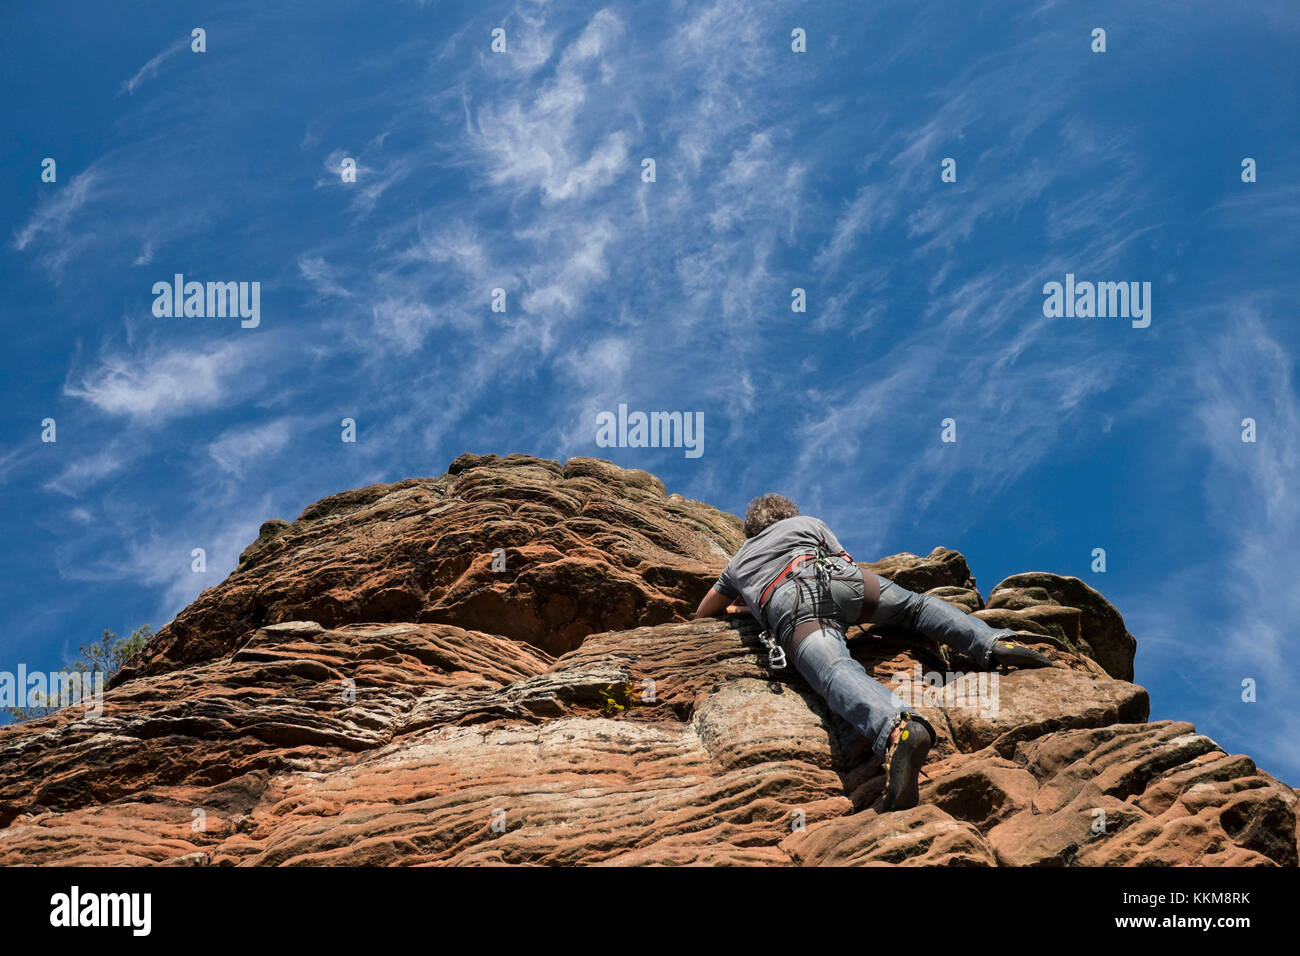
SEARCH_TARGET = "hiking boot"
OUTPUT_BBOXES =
[882,715,933,812]
[989,637,1051,670]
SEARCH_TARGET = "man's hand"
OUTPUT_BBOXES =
[694,586,744,619]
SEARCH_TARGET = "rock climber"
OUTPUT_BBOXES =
[693,494,1050,812]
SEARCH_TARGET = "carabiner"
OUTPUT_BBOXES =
[758,629,787,672]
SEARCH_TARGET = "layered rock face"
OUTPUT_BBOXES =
[119,453,744,677]
[1,454,1294,866]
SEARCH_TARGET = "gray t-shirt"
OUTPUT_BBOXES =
[714,515,849,619]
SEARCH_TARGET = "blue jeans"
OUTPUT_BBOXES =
[765,561,1014,756]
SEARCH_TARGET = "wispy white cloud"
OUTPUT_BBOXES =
[316,148,421,217]
[42,443,134,498]
[208,418,293,477]
[469,9,630,203]
[814,185,897,273]
[132,241,155,266]
[11,166,105,278]
[519,217,616,314]
[1121,302,1300,776]
[0,444,36,487]
[12,168,100,251]
[121,37,188,95]
[59,497,272,616]
[1189,308,1299,673]
[368,297,437,351]
[64,339,264,425]
[298,255,353,299]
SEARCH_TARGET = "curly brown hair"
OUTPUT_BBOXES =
[743,494,800,538]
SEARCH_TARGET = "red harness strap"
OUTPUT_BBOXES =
[759,554,815,609]
[758,547,855,611]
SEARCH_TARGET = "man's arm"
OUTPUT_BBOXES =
[694,586,745,619]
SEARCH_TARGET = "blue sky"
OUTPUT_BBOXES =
[3,1,1298,783]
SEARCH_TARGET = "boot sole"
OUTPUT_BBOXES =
[883,730,932,812]
[990,638,1052,670]
[993,649,1052,669]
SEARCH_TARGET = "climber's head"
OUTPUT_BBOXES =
[743,494,799,538]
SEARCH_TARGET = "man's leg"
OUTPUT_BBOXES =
[868,574,1012,668]
[789,623,908,758]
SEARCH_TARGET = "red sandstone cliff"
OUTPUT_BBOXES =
[0,454,1293,865]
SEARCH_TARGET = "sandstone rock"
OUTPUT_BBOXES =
[783,804,997,866]
[936,667,1149,755]
[1,456,1292,867]
[925,585,984,613]
[114,453,743,682]
[863,547,976,594]
[985,721,1298,866]
[989,573,1137,680]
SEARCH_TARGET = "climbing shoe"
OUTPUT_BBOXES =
[989,638,1051,670]
[882,715,933,812]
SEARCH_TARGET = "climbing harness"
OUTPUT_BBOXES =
[755,539,859,673]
